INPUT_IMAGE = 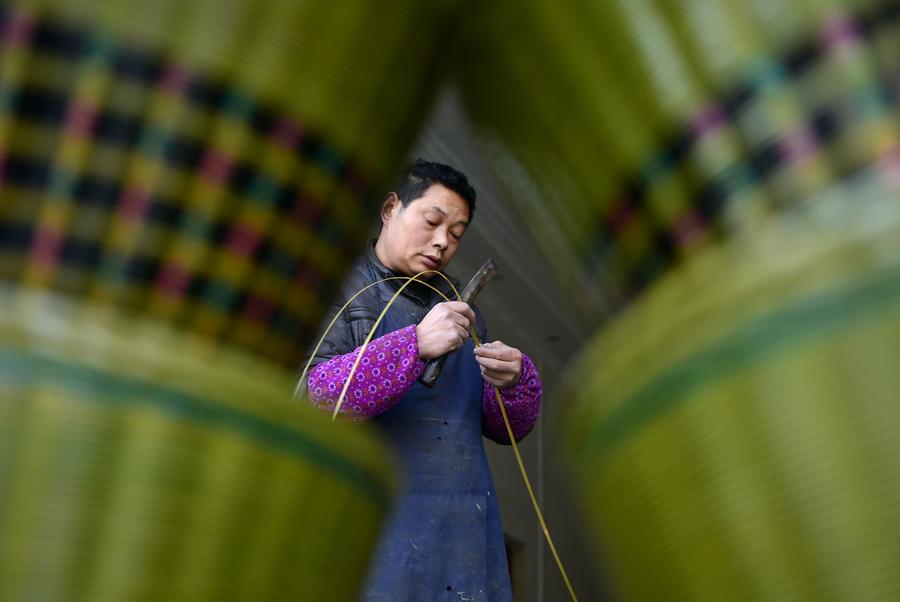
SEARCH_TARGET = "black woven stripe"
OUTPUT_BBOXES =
[256,241,299,279]
[71,174,120,208]
[694,179,728,221]
[3,154,52,189]
[95,109,144,147]
[270,307,303,340]
[809,105,842,141]
[748,141,783,180]
[161,133,204,171]
[145,198,182,226]
[784,40,818,78]
[185,77,228,112]
[31,14,87,59]
[14,86,68,123]
[61,236,102,268]
[112,47,163,82]
[859,1,900,35]
[183,274,207,300]
[0,221,33,251]
[228,163,256,196]
[124,253,159,283]
[248,105,277,135]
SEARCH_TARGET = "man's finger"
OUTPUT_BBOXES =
[480,366,507,379]
[445,301,474,321]
[475,355,514,372]
[451,312,472,328]
[479,366,505,384]
[463,306,476,323]
[474,345,518,361]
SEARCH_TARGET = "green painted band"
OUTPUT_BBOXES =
[576,262,900,468]
[0,348,391,509]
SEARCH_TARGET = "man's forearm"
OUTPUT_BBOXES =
[481,353,542,442]
[307,324,425,418]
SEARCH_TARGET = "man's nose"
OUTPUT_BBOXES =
[432,229,448,250]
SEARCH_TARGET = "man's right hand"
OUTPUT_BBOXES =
[415,301,475,360]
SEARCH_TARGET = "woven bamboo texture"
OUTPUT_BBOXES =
[456,0,900,319]
[0,0,468,598]
[0,286,396,601]
[561,191,900,602]
[0,0,459,367]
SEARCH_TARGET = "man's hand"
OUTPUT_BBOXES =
[474,340,522,389]
[416,302,475,360]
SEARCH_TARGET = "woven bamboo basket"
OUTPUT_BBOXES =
[0,0,460,368]
[0,1,475,597]
[560,190,900,602]
[0,286,396,601]
[456,0,900,319]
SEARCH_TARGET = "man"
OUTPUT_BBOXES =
[306,159,541,601]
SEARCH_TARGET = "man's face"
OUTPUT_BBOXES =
[377,183,470,277]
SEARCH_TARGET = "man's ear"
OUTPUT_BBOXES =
[380,192,401,226]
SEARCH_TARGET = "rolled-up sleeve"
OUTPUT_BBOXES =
[481,353,542,443]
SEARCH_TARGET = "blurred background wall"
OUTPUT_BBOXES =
[407,89,608,602]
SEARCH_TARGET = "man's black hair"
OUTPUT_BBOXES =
[393,159,476,221]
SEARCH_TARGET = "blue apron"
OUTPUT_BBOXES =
[361,301,513,602]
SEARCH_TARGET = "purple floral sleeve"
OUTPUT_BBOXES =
[307,324,425,418]
[481,353,542,443]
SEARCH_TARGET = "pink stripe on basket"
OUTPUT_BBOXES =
[199,149,234,185]
[606,200,635,234]
[295,263,322,290]
[820,13,862,50]
[292,193,323,224]
[225,222,261,257]
[1,8,36,48]
[156,262,190,297]
[779,127,820,164]
[877,142,900,188]
[31,226,64,268]
[271,117,303,149]
[118,186,152,221]
[242,294,275,323]
[673,210,707,248]
[159,64,192,96]
[64,101,99,139]
[688,105,728,140]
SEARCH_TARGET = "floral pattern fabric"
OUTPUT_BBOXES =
[308,324,541,439]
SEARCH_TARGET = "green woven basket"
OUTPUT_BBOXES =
[561,192,900,602]
[0,0,460,367]
[0,286,395,601]
[456,0,900,318]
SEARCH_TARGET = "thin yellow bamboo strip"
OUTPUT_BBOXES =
[298,268,578,599]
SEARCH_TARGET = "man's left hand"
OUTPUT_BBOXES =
[474,340,522,389]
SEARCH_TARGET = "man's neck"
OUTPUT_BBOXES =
[373,236,395,273]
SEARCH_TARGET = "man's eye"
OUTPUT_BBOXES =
[424,219,437,226]
[450,231,462,240]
